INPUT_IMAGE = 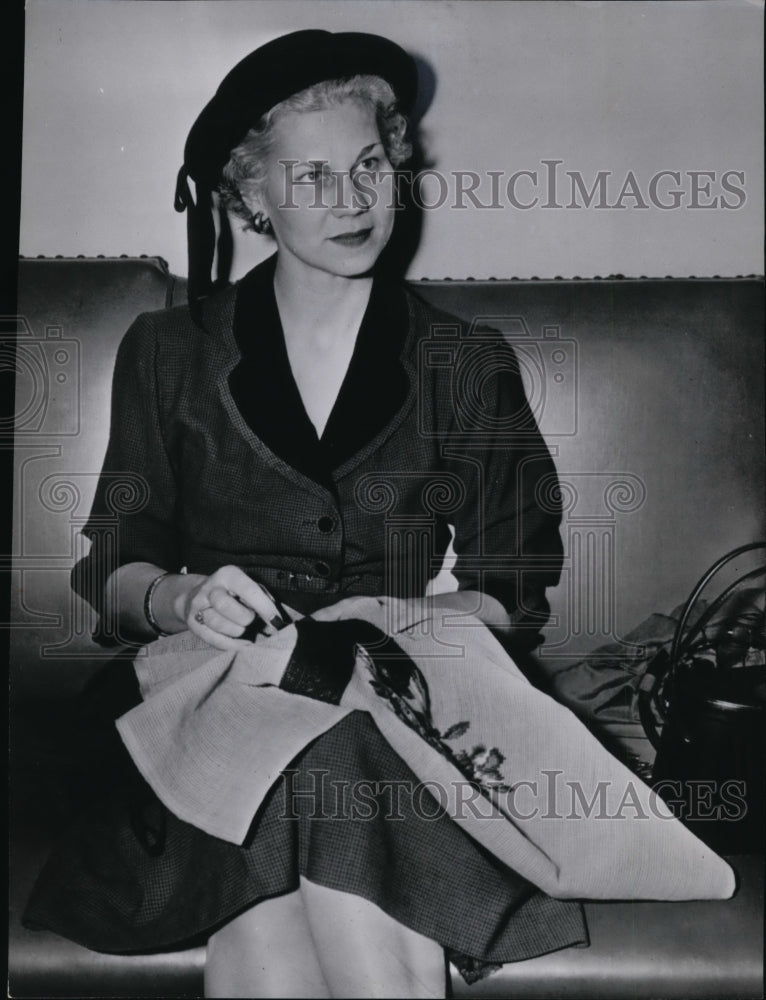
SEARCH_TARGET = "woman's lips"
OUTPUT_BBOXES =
[329,228,373,247]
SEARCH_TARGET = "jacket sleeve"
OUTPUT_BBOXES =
[71,313,182,638]
[440,329,563,655]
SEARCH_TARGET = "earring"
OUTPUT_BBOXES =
[252,211,273,236]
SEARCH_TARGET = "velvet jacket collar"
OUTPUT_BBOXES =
[211,255,411,489]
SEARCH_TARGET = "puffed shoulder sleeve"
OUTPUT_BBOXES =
[440,326,563,655]
[71,313,182,627]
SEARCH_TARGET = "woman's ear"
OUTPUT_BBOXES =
[238,182,273,235]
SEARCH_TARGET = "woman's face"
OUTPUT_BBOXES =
[249,100,396,280]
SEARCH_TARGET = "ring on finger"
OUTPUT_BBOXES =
[194,607,211,626]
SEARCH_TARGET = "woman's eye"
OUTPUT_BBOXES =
[296,165,328,184]
[352,158,381,184]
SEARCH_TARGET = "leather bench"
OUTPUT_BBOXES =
[9,257,764,997]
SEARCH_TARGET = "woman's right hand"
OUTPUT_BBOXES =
[173,565,288,651]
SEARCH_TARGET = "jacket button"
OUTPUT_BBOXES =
[317,516,335,534]
[313,560,331,578]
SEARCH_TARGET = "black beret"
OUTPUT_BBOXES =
[182,30,417,191]
[174,30,418,323]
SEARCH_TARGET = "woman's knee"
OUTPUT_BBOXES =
[204,891,329,998]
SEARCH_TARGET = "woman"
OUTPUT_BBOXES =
[77,31,559,660]
[24,29,734,1000]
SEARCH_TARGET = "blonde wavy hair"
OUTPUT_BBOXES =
[219,74,411,230]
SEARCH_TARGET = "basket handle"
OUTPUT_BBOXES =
[669,542,765,671]
[638,542,765,751]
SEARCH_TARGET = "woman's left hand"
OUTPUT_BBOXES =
[310,595,387,622]
[310,591,509,632]
[310,597,396,635]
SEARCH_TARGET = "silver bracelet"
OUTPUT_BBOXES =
[144,572,171,637]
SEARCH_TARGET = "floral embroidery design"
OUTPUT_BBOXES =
[357,645,514,797]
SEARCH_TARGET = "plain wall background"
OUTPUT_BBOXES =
[20,0,763,280]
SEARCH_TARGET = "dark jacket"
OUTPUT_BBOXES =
[73,262,563,651]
